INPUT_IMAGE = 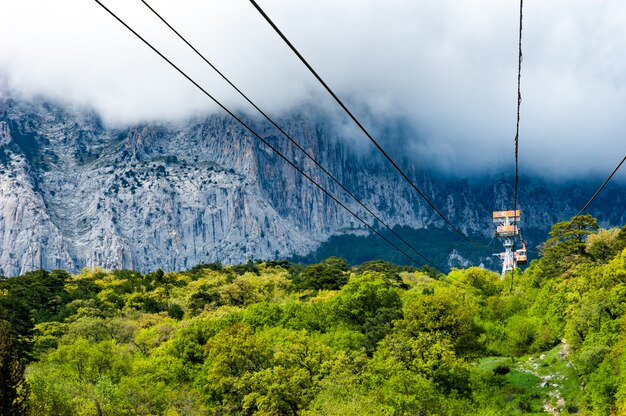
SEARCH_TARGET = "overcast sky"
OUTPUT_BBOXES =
[1,0,625,180]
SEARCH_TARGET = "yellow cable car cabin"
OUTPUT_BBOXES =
[515,242,528,265]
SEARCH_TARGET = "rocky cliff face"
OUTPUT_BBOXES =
[1,97,624,276]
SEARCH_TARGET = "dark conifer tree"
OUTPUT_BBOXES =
[0,320,28,416]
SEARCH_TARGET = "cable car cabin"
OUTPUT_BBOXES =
[515,251,527,264]
[515,242,528,264]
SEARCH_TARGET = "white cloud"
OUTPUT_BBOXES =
[1,0,625,179]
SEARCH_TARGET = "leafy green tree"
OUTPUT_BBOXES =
[125,289,167,313]
[615,226,626,253]
[0,269,72,359]
[167,303,185,320]
[586,228,622,263]
[242,366,315,415]
[297,257,349,291]
[32,322,68,355]
[220,271,293,306]
[539,214,599,278]
[375,330,472,395]
[241,302,285,329]
[171,316,238,365]
[190,262,224,274]
[64,271,101,304]
[146,268,165,284]
[0,292,32,359]
[584,356,619,414]
[231,260,260,276]
[399,286,483,357]
[504,315,542,355]
[45,338,131,384]
[320,257,350,271]
[354,260,413,288]
[544,214,599,251]
[26,365,76,416]
[240,329,334,415]
[202,323,271,412]
[331,274,403,353]
[188,288,221,314]
[449,267,501,296]
[281,301,333,333]
[332,274,401,327]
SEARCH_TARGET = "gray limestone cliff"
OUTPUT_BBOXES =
[0,97,624,276]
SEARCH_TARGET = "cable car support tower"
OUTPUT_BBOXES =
[492,210,527,277]
[492,0,526,279]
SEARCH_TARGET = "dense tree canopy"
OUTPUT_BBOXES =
[1,216,626,415]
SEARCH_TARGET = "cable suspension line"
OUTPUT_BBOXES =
[508,0,524,289]
[247,0,483,247]
[93,0,453,277]
[138,0,442,272]
[513,0,523,219]
[563,154,626,232]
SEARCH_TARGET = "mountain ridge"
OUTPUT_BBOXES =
[1,97,624,276]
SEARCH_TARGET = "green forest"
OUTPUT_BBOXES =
[2,215,626,415]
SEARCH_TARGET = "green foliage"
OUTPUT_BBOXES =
[504,315,543,355]
[190,262,223,274]
[296,257,349,291]
[539,214,599,279]
[331,274,403,353]
[587,228,622,263]
[231,260,261,276]
[0,320,28,416]
[616,226,626,253]
[373,331,472,396]
[544,214,599,252]
[3,219,626,415]
[449,267,501,296]
[400,285,482,357]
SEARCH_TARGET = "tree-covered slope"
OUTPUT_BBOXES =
[2,216,626,415]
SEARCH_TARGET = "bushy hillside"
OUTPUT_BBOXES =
[1,215,626,415]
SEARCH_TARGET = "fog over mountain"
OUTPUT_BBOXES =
[1,0,625,178]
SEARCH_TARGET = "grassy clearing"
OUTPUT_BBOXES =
[477,344,582,415]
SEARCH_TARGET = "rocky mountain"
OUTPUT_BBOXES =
[1,97,624,276]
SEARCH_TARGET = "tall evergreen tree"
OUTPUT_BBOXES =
[0,320,27,416]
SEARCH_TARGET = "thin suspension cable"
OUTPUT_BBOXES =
[247,0,481,247]
[138,0,442,272]
[513,0,523,222]
[510,0,524,291]
[564,155,626,231]
[93,0,448,276]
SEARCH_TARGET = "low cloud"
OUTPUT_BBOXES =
[1,0,625,179]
